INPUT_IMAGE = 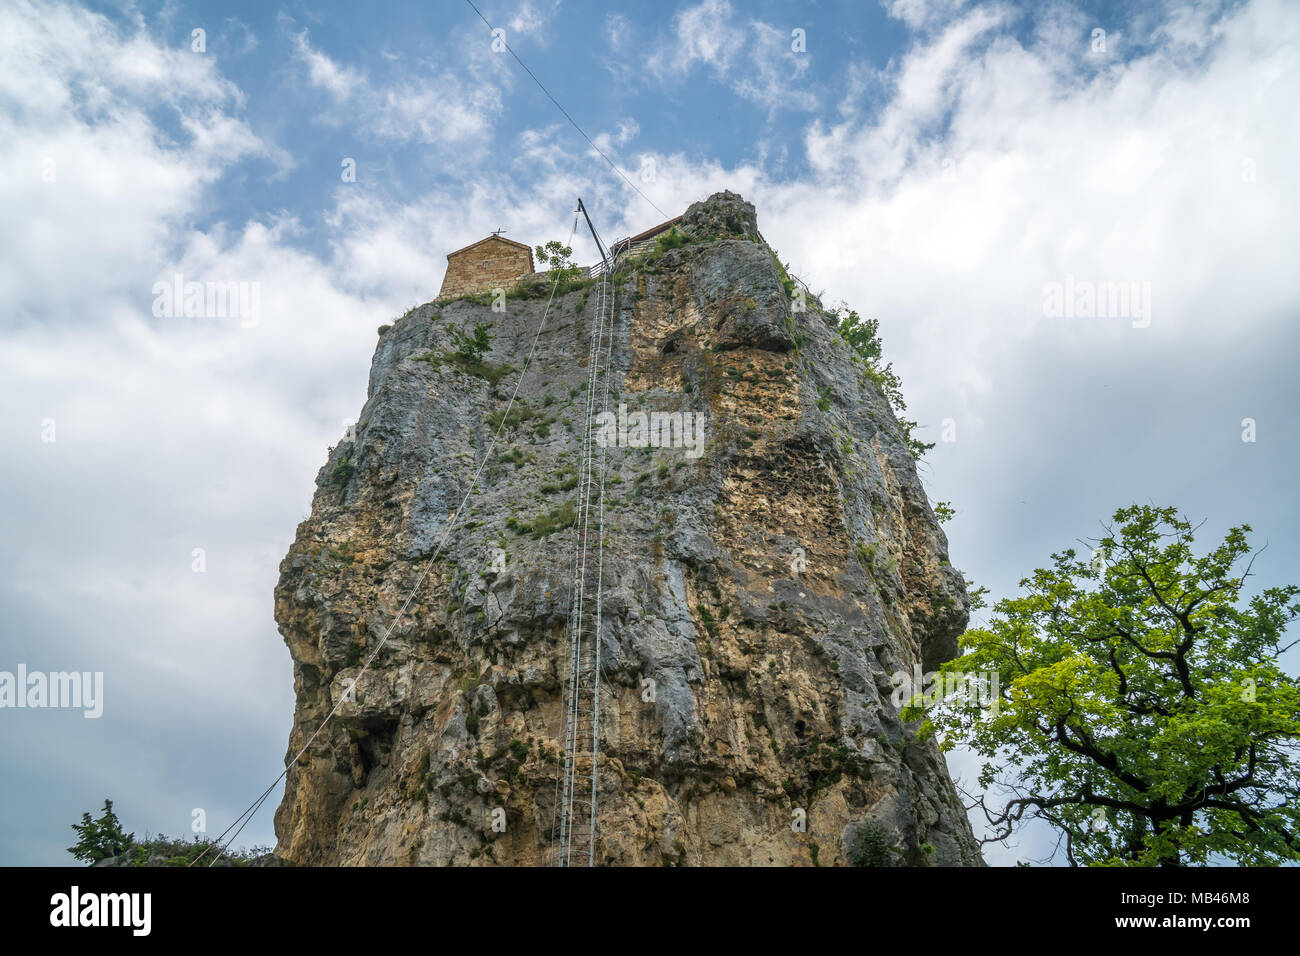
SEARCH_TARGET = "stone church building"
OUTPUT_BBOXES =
[437,234,535,299]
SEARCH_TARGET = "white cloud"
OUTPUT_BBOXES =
[290,29,503,146]
[614,119,640,146]
[0,2,283,324]
[222,17,260,57]
[646,0,819,114]
[606,12,632,52]
[508,0,561,40]
[736,22,818,116]
[0,1,242,114]
[882,0,970,31]
[292,29,363,99]
[648,0,744,79]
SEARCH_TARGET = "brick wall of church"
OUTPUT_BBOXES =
[438,238,533,298]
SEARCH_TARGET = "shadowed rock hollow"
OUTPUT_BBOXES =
[272,191,983,866]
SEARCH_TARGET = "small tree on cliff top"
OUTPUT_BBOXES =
[535,240,580,282]
[68,799,134,863]
[909,505,1300,866]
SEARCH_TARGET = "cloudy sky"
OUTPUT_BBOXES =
[2,0,1296,866]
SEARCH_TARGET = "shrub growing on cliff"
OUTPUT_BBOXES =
[487,403,536,432]
[846,821,895,867]
[539,467,578,494]
[419,325,515,386]
[507,500,577,538]
[654,227,688,255]
[126,836,266,867]
[833,308,934,460]
[451,323,494,363]
[417,321,523,385]
[68,801,266,866]
[330,452,355,487]
[912,505,1300,866]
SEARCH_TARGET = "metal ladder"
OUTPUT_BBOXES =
[554,206,617,866]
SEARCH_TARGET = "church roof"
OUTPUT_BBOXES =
[446,234,534,261]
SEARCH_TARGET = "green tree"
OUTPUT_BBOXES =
[534,240,580,282]
[68,799,134,863]
[912,505,1300,866]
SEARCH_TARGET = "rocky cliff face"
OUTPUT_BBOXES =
[272,191,983,866]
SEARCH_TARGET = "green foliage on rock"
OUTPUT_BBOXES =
[331,452,355,487]
[69,800,267,866]
[487,402,532,431]
[419,322,515,386]
[654,227,688,255]
[506,500,577,539]
[833,307,934,460]
[452,323,494,363]
[846,821,895,867]
[539,467,578,494]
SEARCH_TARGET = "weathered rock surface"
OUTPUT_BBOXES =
[272,192,982,866]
